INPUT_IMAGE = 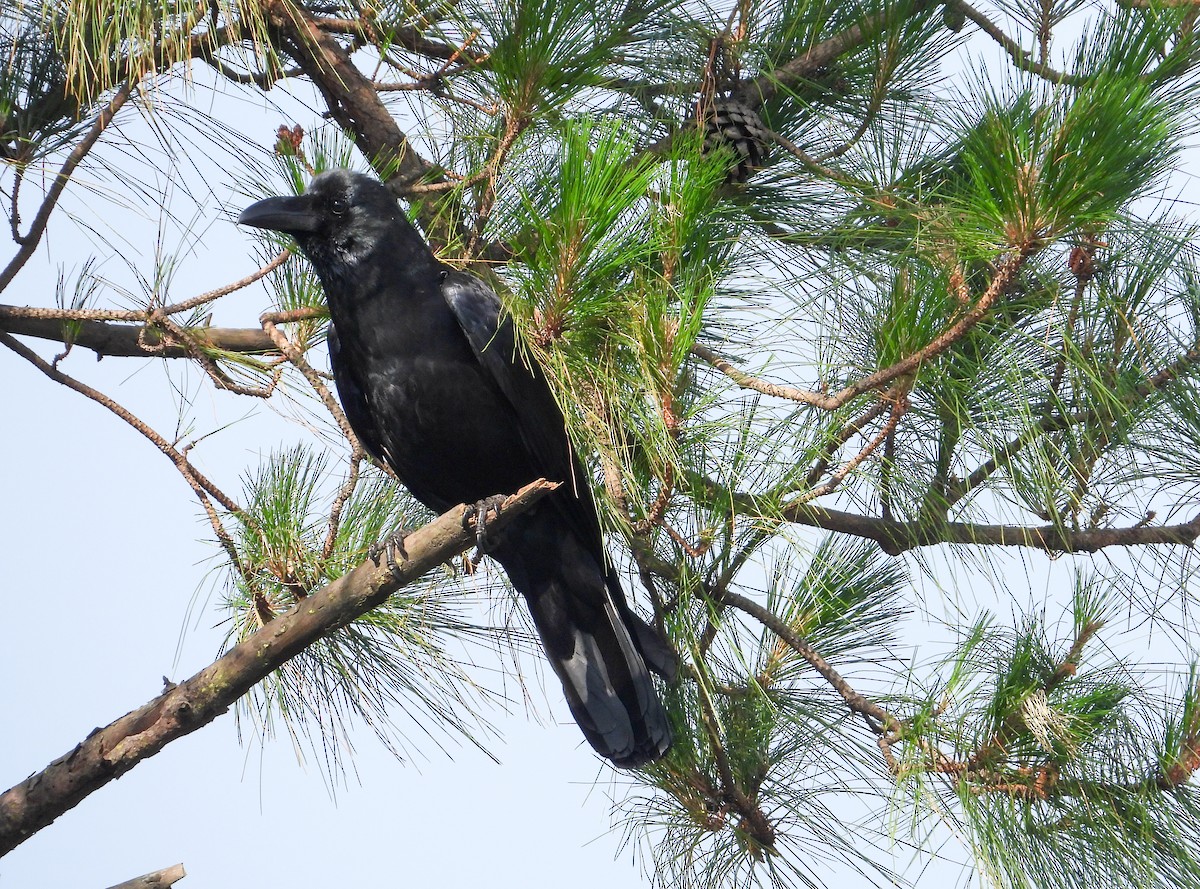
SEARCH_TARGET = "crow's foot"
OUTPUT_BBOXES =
[462,494,507,559]
[369,529,411,580]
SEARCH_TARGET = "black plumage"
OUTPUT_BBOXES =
[239,170,674,766]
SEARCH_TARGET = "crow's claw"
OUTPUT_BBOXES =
[369,529,411,580]
[462,494,507,556]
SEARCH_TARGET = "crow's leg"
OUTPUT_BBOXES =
[369,529,411,580]
[462,494,507,561]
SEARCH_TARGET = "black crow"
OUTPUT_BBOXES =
[239,170,675,766]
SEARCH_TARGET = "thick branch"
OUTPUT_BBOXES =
[0,309,276,358]
[0,479,557,857]
[105,864,186,889]
[941,0,1077,83]
[265,2,425,180]
[691,473,1200,555]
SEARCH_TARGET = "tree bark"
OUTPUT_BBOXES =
[105,863,186,889]
[0,311,275,358]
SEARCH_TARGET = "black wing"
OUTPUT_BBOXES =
[327,321,387,465]
[439,270,587,500]
[443,270,679,685]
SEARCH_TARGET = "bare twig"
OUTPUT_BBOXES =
[693,247,1032,412]
[159,250,290,316]
[1,332,238,513]
[466,114,527,257]
[799,393,907,502]
[720,591,901,733]
[0,84,133,295]
[0,330,245,576]
[322,453,363,561]
[261,319,367,460]
[941,0,1078,84]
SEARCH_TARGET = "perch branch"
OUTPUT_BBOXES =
[0,480,558,856]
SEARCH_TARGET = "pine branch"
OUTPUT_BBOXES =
[941,0,1078,84]
[949,343,1200,507]
[0,329,247,575]
[0,331,240,514]
[0,308,276,356]
[693,248,1032,411]
[687,472,1200,555]
[261,0,465,247]
[0,479,558,857]
[312,16,487,64]
[778,502,1200,555]
[719,591,901,735]
[688,661,777,852]
[732,2,938,109]
[966,620,1104,772]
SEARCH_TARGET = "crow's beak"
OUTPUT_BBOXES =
[237,195,322,234]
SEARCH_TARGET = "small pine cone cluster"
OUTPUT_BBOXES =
[701,99,772,183]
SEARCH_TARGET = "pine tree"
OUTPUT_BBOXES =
[3,1,1200,886]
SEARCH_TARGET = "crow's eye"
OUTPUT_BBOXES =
[330,197,348,217]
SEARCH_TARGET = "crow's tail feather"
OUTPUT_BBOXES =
[492,515,673,767]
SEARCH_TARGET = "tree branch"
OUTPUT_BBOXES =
[778,501,1200,555]
[948,343,1200,507]
[942,0,1078,85]
[966,619,1103,771]
[719,591,901,734]
[0,84,132,295]
[0,309,276,358]
[733,2,934,109]
[0,479,558,857]
[690,472,1200,555]
[313,17,487,64]
[263,0,457,241]
[0,331,240,514]
[693,248,1031,411]
[105,864,186,889]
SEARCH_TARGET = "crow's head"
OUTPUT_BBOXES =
[238,169,415,270]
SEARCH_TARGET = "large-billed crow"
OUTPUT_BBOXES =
[239,170,674,766]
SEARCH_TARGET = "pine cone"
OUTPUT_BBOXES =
[702,99,772,183]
